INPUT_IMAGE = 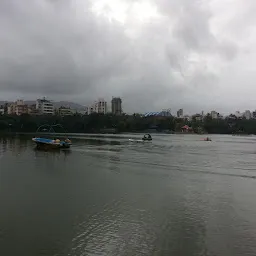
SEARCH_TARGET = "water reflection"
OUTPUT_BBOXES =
[0,136,30,156]
[69,199,156,256]
[33,147,72,161]
[79,138,122,146]
[0,137,7,157]
[107,153,121,173]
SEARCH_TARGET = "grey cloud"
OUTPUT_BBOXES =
[0,0,131,97]
[217,40,239,61]
[172,1,215,51]
[0,0,252,114]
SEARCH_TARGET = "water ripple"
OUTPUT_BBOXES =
[2,134,256,256]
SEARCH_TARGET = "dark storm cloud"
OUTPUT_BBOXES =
[0,0,253,113]
[0,0,131,95]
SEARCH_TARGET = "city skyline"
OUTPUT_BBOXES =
[0,1,255,114]
[2,97,256,119]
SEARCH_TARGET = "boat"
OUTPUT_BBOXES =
[142,134,152,141]
[203,137,212,141]
[32,137,72,149]
[32,124,72,149]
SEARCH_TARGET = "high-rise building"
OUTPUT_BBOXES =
[111,97,122,115]
[177,108,183,118]
[36,98,54,115]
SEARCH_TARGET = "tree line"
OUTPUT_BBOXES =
[0,113,256,134]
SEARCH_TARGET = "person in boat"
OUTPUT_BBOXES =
[53,138,60,143]
[65,138,71,143]
[143,134,152,140]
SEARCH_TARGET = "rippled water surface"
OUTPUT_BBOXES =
[1,134,256,256]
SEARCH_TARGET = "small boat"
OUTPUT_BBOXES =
[32,137,72,149]
[32,124,72,149]
[142,134,152,141]
[203,137,212,141]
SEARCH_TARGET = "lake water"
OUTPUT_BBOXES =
[1,134,256,256]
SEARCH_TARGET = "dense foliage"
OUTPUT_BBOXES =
[0,113,256,134]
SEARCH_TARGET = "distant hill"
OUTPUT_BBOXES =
[0,100,85,110]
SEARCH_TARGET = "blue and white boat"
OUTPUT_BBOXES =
[32,124,72,149]
[32,137,72,149]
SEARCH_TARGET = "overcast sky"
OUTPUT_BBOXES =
[0,0,255,114]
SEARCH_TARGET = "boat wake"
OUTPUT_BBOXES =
[128,139,151,143]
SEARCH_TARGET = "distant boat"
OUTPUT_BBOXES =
[142,134,152,141]
[32,124,72,149]
[202,137,212,141]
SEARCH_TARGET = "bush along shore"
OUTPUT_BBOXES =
[0,113,256,135]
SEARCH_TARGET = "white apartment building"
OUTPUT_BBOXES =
[183,115,191,121]
[85,106,94,115]
[243,110,251,120]
[95,98,107,114]
[57,106,73,116]
[0,105,4,115]
[194,114,203,121]
[177,108,183,118]
[15,100,28,115]
[6,100,28,115]
[235,111,242,118]
[87,99,107,114]
[211,111,218,119]
[36,98,54,115]
[7,103,15,115]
